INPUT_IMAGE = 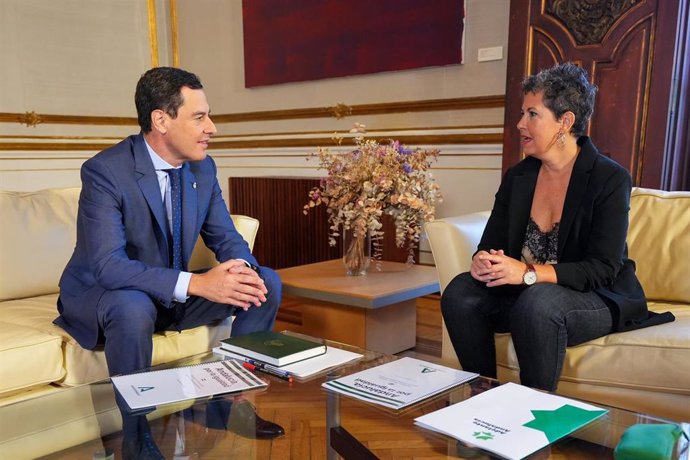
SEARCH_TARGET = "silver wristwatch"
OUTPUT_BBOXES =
[523,263,537,285]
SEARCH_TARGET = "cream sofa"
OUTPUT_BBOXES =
[426,187,690,422]
[0,187,259,405]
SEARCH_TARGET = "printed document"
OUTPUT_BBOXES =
[414,382,608,460]
[112,359,267,410]
[322,357,478,409]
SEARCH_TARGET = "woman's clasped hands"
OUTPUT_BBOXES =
[471,249,526,287]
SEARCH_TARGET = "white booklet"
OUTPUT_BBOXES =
[414,382,608,460]
[321,357,478,409]
[213,345,362,379]
[111,359,267,410]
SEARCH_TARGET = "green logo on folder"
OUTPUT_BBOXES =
[472,431,494,441]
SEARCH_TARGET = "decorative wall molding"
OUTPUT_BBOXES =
[0,113,136,126]
[212,124,504,139]
[0,123,503,152]
[17,112,44,128]
[0,143,501,162]
[0,143,114,152]
[210,133,502,149]
[147,0,159,67]
[170,0,180,67]
[329,102,352,119]
[0,133,502,152]
[0,135,122,140]
[0,94,505,151]
[0,95,504,127]
[213,95,505,123]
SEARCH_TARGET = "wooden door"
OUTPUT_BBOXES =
[503,0,680,188]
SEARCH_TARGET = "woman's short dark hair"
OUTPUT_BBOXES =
[522,62,598,136]
[135,67,203,133]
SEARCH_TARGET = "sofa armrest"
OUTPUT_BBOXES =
[188,215,260,271]
[425,211,490,293]
[426,211,490,367]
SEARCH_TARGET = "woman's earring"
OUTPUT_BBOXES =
[557,130,566,148]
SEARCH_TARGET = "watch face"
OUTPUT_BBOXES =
[523,270,537,285]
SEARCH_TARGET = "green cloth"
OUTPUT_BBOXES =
[614,424,683,460]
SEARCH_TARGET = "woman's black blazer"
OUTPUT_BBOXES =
[478,136,673,332]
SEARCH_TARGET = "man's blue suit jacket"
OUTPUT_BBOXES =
[55,134,257,349]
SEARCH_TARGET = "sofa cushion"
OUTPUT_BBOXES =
[61,317,232,386]
[0,321,64,396]
[0,188,80,301]
[496,301,690,395]
[628,188,690,303]
[1,294,233,386]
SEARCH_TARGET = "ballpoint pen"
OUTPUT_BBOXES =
[242,360,293,383]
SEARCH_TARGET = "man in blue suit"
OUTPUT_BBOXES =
[55,67,283,458]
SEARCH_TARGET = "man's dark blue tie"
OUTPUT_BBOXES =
[165,168,183,270]
[165,168,185,327]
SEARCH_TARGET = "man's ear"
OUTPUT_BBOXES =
[151,109,167,134]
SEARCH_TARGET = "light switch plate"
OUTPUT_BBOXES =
[478,46,503,62]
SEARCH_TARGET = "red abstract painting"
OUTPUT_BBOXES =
[242,0,465,87]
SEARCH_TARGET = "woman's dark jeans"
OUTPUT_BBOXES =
[441,272,612,391]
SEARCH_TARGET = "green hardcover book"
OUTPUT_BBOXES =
[219,331,327,367]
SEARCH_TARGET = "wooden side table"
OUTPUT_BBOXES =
[276,259,440,354]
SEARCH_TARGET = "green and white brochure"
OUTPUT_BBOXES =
[415,382,607,459]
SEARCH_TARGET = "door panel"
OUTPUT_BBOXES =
[503,0,678,188]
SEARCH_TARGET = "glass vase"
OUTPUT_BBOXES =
[342,229,371,276]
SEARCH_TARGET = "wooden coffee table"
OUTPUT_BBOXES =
[276,259,440,354]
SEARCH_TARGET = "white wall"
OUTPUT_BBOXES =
[0,0,510,264]
[178,1,507,111]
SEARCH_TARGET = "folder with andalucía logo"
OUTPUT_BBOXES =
[111,359,267,410]
[414,382,608,460]
[321,357,478,409]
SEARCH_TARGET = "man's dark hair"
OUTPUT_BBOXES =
[135,67,203,133]
[521,62,598,136]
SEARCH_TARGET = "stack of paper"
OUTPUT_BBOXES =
[321,357,478,409]
[414,382,608,460]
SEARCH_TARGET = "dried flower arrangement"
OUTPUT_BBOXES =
[304,124,442,271]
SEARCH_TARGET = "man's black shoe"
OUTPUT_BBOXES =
[121,416,165,460]
[225,400,285,439]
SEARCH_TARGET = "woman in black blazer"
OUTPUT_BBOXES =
[441,63,673,391]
